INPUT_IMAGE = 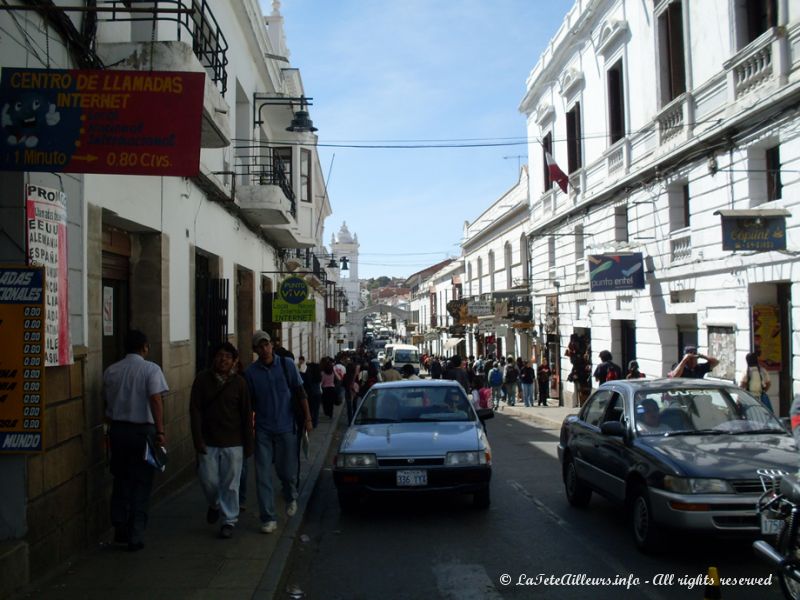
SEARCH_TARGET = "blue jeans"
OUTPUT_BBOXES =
[504,382,518,406]
[197,446,243,526]
[491,386,503,408]
[254,429,298,524]
[521,383,534,407]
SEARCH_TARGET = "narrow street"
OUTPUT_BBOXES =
[280,412,782,600]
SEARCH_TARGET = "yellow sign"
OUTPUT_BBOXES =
[0,265,46,453]
[272,275,315,322]
[752,304,781,371]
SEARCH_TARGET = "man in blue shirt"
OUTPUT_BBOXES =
[245,330,312,533]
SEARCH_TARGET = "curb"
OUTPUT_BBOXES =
[253,404,344,599]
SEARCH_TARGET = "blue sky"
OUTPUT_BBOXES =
[271,0,573,279]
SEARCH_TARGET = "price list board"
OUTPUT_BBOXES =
[0,266,45,453]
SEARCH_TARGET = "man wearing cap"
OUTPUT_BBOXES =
[245,330,312,534]
[668,346,719,379]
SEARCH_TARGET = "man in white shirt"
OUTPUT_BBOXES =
[103,330,169,551]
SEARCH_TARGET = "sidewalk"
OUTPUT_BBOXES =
[494,398,578,430]
[12,404,345,600]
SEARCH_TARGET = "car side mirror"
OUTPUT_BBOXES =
[476,408,495,421]
[600,420,625,437]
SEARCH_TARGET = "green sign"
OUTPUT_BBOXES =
[272,276,315,322]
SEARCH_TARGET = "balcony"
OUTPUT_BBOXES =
[95,0,230,148]
[654,93,691,147]
[724,28,777,100]
[235,147,296,229]
[670,233,692,264]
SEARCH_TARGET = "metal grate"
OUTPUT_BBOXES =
[97,0,229,95]
[235,147,296,217]
[732,479,774,494]
[377,457,445,467]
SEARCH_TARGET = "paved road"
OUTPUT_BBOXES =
[279,412,782,600]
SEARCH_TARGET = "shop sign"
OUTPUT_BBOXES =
[0,68,204,176]
[467,299,492,317]
[721,216,786,251]
[588,253,645,292]
[0,265,45,453]
[491,291,532,322]
[272,276,315,322]
[26,184,72,365]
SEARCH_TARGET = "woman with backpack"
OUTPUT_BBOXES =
[488,361,504,409]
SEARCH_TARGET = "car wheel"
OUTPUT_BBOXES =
[563,457,591,507]
[473,487,490,509]
[630,485,661,553]
[337,490,359,513]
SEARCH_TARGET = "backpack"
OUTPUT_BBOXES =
[504,366,518,383]
[489,368,503,387]
[604,363,622,382]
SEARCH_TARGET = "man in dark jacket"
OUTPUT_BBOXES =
[444,355,471,393]
[593,350,622,384]
[190,342,254,539]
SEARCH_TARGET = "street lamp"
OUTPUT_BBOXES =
[252,94,318,131]
[321,252,349,272]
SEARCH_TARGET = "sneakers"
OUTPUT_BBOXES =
[286,500,298,517]
[206,506,220,524]
[260,520,278,534]
[219,524,234,539]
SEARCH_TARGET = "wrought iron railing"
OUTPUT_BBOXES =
[235,147,296,217]
[96,0,229,95]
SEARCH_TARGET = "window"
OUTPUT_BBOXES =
[581,390,614,427]
[736,0,778,49]
[607,60,625,144]
[477,258,483,295]
[505,242,513,288]
[668,183,690,231]
[488,251,495,292]
[273,147,292,183]
[658,1,686,105]
[574,225,584,261]
[300,148,311,202]
[467,262,473,295]
[614,205,629,242]
[766,145,782,201]
[542,132,553,192]
[548,236,556,269]
[566,103,582,173]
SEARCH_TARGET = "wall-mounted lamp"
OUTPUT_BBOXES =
[321,253,349,272]
[253,94,318,132]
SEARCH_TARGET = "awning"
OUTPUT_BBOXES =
[443,337,464,350]
[713,209,791,217]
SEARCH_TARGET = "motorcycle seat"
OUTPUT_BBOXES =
[780,474,800,503]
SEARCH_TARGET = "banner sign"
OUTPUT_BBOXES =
[0,68,204,176]
[588,253,645,292]
[491,291,533,322]
[721,216,786,251]
[0,266,46,453]
[467,299,492,317]
[272,276,315,322]
[752,304,781,371]
[26,184,72,366]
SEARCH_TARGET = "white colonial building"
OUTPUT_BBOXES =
[520,0,800,410]
[462,166,533,361]
[0,0,336,590]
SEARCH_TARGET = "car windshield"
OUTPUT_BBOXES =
[394,350,419,363]
[354,386,475,424]
[633,387,783,436]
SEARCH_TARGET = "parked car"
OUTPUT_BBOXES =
[333,379,494,510]
[557,378,798,552]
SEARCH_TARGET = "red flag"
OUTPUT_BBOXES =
[545,151,569,193]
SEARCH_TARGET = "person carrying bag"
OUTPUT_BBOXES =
[740,351,772,412]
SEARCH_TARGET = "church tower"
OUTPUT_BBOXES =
[331,222,360,311]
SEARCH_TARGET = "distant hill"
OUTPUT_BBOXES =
[362,276,404,291]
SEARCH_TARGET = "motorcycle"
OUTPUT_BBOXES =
[753,468,800,599]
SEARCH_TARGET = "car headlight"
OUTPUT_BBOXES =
[445,451,488,466]
[335,453,377,468]
[662,476,733,494]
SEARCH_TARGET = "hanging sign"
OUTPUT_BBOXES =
[588,253,645,292]
[721,215,786,251]
[0,265,45,453]
[0,68,204,176]
[26,184,72,366]
[272,276,315,322]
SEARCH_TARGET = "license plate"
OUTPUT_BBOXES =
[761,513,784,535]
[396,469,427,487]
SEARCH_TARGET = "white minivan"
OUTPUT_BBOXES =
[385,343,421,375]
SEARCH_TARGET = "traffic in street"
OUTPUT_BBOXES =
[281,410,781,599]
